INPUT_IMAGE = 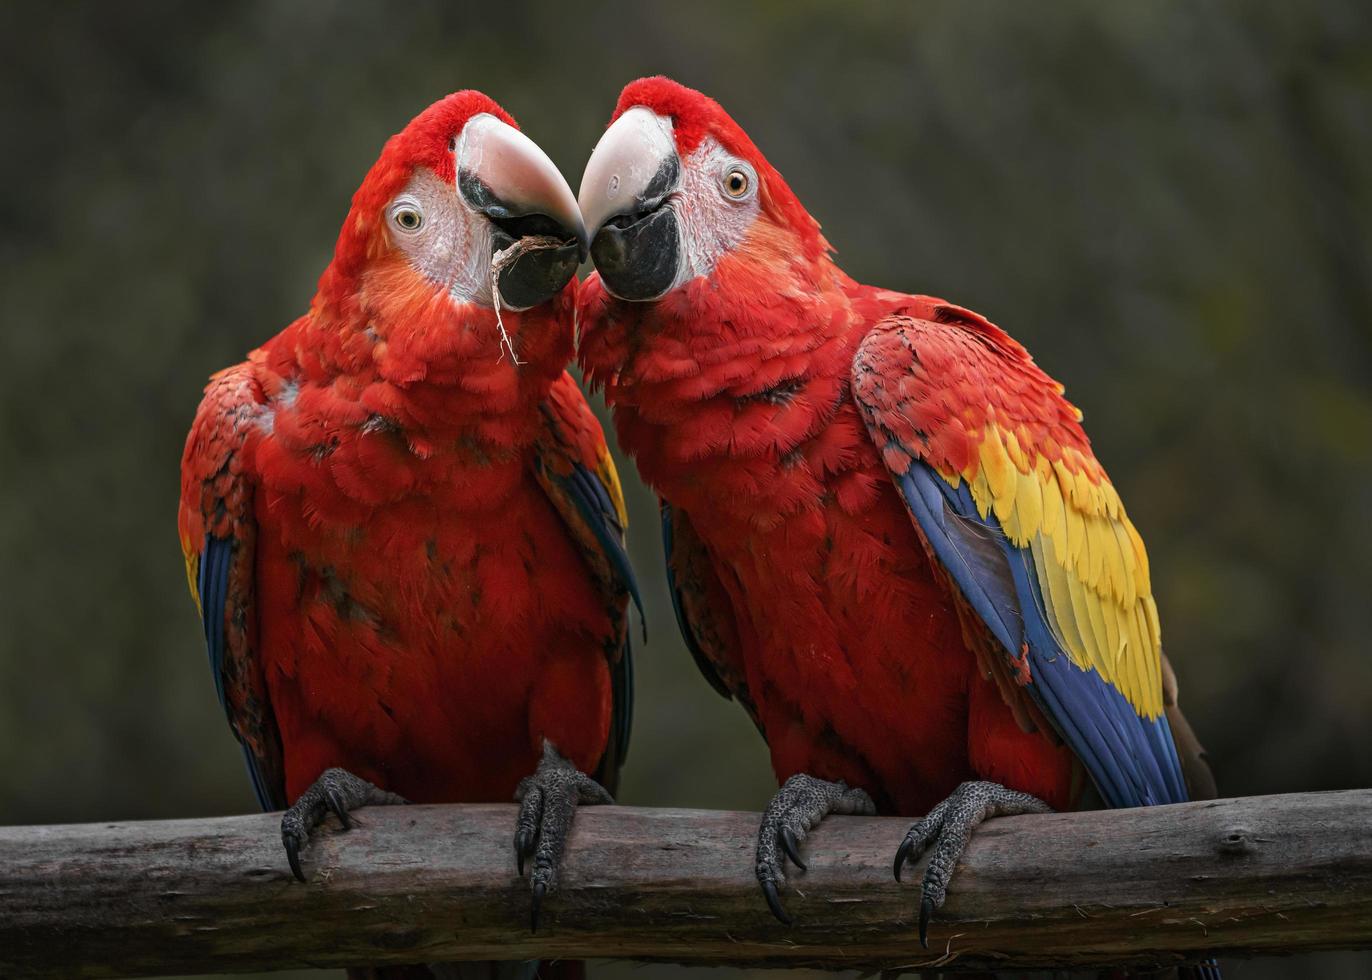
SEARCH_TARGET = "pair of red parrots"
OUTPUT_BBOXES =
[179,77,1215,977]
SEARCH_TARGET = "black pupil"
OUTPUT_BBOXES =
[400,211,417,227]
[730,173,744,191]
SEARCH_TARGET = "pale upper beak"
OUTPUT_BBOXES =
[456,113,588,256]
[577,107,684,301]
[577,107,680,240]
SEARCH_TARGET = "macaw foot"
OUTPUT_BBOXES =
[892,780,1052,947]
[280,767,407,883]
[755,773,877,925]
[513,740,614,932]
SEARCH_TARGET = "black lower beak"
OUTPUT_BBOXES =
[489,212,585,310]
[459,164,587,310]
[589,204,680,302]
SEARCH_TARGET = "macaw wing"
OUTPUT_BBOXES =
[533,373,640,788]
[177,364,286,811]
[853,302,1190,809]
[661,503,762,732]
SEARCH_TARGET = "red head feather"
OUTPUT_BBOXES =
[612,76,828,262]
[284,91,574,388]
[328,91,518,285]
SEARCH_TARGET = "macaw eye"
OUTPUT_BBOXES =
[723,167,751,198]
[391,205,423,232]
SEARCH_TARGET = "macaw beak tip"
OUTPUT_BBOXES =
[456,114,588,306]
[577,108,684,302]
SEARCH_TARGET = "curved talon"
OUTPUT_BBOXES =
[779,826,806,871]
[530,880,546,933]
[325,788,351,830]
[512,742,612,933]
[284,832,305,883]
[514,829,534,876]
[897,781,1053,947]
[760,878,791,925]
[277,767,405,886]
[893,836,913,882]
[918,895,934,948]
[754,773,875,925]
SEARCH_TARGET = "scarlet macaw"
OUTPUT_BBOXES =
[178,92,638,969]
[575,76,1215,957]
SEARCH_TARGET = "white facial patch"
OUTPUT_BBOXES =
[387,168,494,306]
[670,136,762,286]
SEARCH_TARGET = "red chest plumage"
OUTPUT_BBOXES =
[580,269,1074,815]
[240,307,615,805]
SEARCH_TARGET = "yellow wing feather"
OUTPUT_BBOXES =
[1011,466,1042,544]
[595,443,631,534]
[966,422,1163,718]
[1038,457,1065,539]
[1033,534,1090,664]
[182,543,202,615]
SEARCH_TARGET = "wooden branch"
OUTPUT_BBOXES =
[1,791,1369,977]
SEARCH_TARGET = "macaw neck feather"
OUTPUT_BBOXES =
[579,252,875,529]
[255,262,573,450]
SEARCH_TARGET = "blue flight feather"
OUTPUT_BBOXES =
[661,504,733,700]
[197,533,278,811]
[563,463,643,620]
[556,463,640,765]
[896,465,1189,809]
[198,534,232,710]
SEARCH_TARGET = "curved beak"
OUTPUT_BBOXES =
[578,107,679,240]
[577,107,683,301]
[456,114,587,308]
[458,114,587,252]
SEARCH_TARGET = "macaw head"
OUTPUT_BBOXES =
[577,76,828,302]
[331,91,587,313]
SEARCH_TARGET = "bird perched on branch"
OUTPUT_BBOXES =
[576,76,1215,963]
[179,91,637,977]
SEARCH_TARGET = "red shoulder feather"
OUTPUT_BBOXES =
[178,363,285,808]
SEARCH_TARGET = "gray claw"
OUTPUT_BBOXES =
[277,767,406,883]
[779,826,806,870]
[514,828,535,876]
[761,877,791,925]
[531,880,546,933]
[283,831,305,883]
[894,781,1052,945]
[512,741,613,930]
[325,787,351,830]
[753,773,876,923]
[893,837,914,882]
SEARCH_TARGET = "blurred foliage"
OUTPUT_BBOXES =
[1,2,1369,978]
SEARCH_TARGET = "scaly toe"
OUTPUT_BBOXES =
[753,773,874,924]
[510,741,611,931]
[277,767,405,884]
[898,781,1053,945]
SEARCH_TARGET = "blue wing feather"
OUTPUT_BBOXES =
[565,463,643,622]
[897,465,1188,809]
[197,533,280,812]
[198,533,231,708]
[554,463,640,764]
[661,503,733,700]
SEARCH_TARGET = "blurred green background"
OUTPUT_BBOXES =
[2,1,1369,977]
